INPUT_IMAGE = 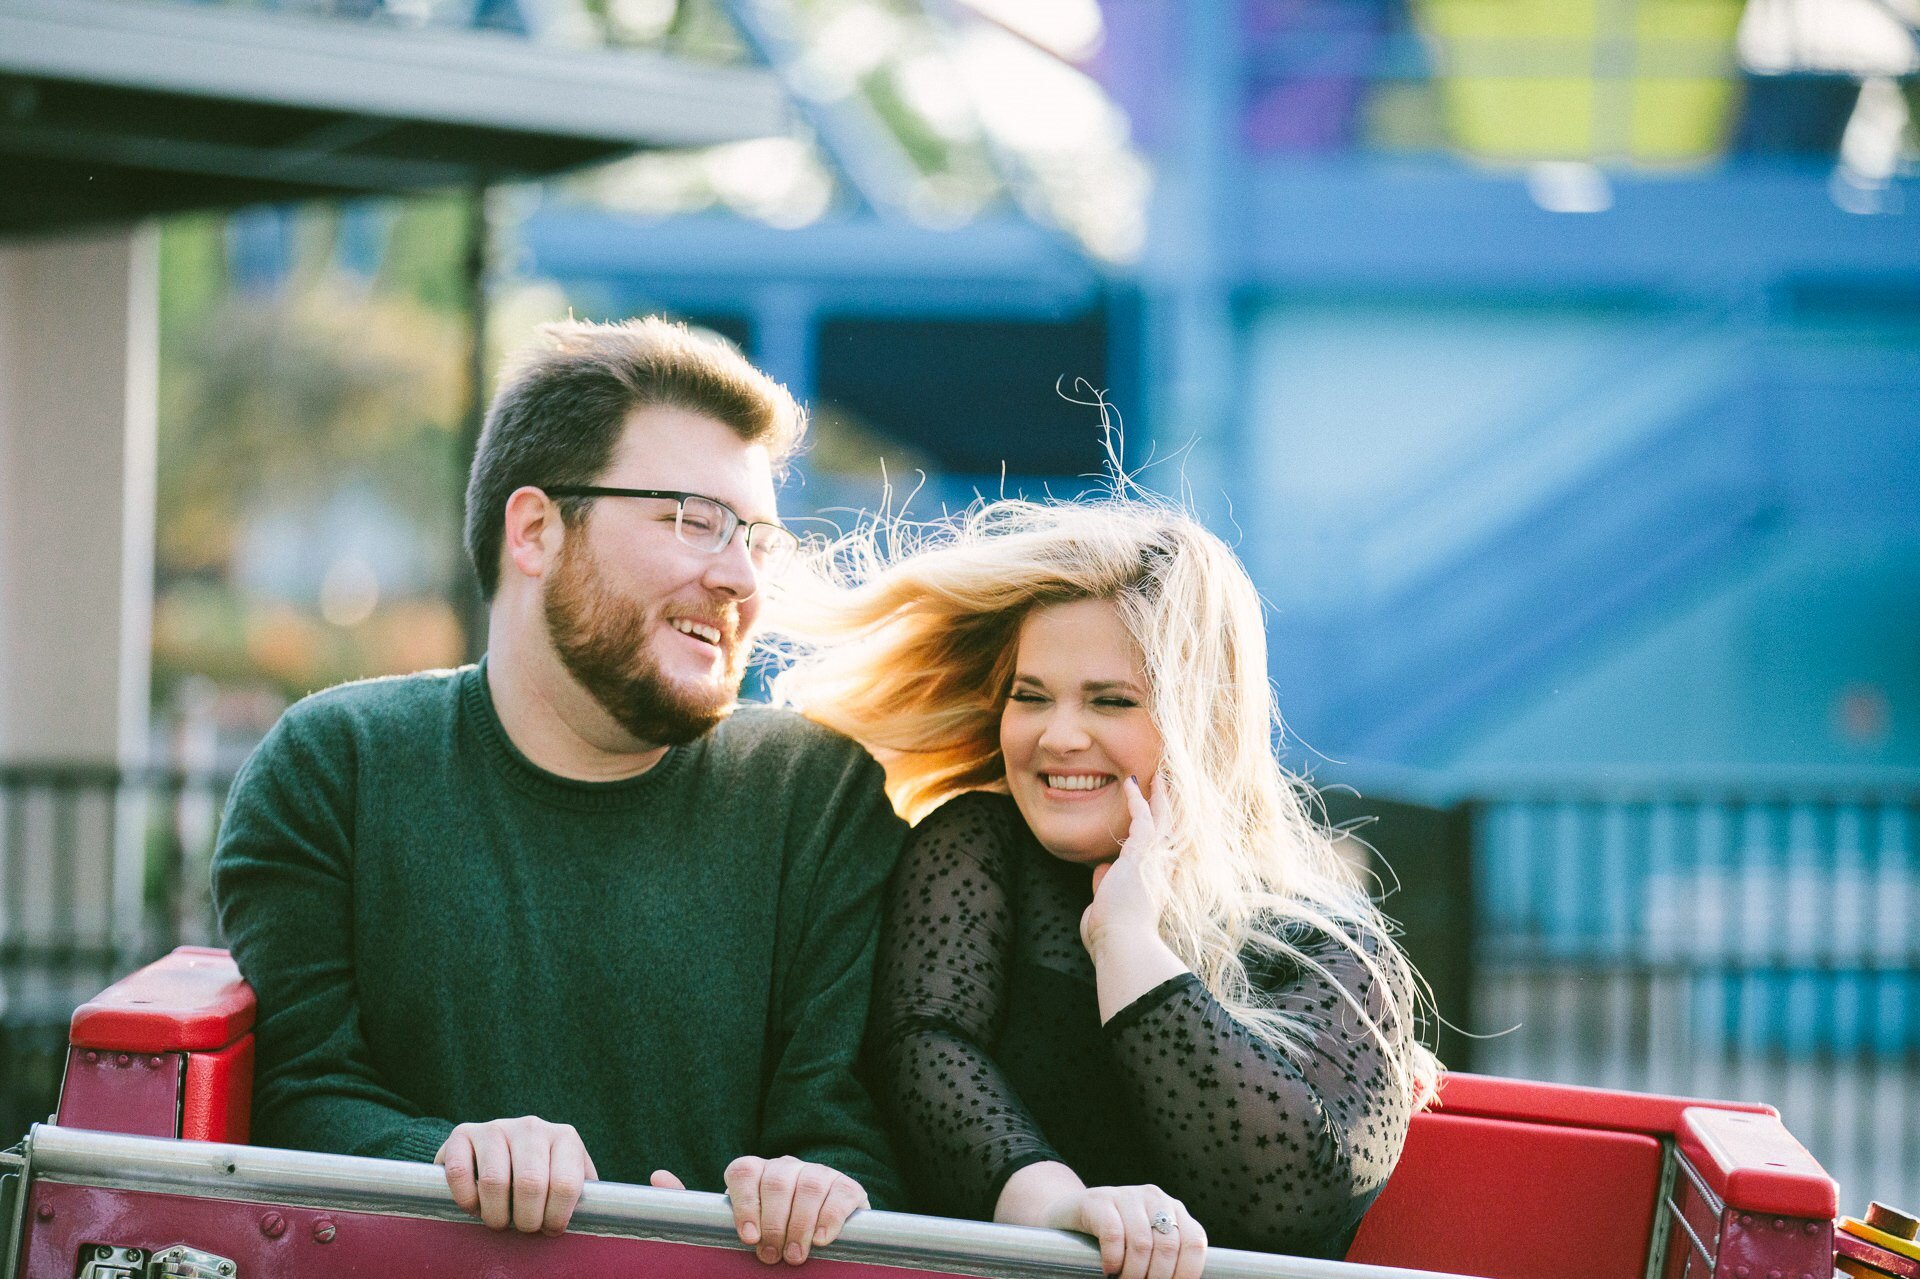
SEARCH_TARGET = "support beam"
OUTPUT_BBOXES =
[0,226,156,765]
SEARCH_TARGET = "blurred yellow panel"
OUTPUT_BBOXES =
[1416,0,1744,165]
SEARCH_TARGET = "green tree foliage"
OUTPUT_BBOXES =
[153,198,475,713]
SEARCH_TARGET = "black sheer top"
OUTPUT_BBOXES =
[870,792,1414,1258]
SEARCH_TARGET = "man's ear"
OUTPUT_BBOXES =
[502,486,567,582]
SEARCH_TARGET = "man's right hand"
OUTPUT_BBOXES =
[435,1116,598,1236]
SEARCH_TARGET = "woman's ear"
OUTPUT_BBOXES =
[502,486,566,582]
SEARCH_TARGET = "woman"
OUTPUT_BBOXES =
[770,497,1435,1275]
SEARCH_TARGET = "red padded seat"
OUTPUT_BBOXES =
[1349,1110,1664,1279]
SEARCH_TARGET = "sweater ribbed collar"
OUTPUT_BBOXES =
[461,658,694,812]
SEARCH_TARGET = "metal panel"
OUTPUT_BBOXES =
[23,1126,1482,1279]
[52,1052,181,1140]
[0,0,785,148]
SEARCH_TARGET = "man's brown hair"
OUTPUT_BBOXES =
[463,317,805,599]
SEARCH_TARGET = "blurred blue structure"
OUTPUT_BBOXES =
[516,0,1920,780]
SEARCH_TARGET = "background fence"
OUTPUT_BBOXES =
[0,764,228,1139]
[1467,779,1920,1213]
[2,764,1916,1213]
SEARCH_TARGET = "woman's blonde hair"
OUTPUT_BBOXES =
[768,494,1438,1095]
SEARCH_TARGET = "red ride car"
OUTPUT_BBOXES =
[0,947,1847,1279]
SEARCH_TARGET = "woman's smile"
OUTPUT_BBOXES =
[1000,598,1162,863]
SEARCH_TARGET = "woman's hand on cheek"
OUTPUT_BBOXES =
[1080,775,1172,959]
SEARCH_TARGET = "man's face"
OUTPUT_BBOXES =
[542,406,778,745]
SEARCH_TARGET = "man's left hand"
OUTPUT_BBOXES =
[649,1157,870,1265]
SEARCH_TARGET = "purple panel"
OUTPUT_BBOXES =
[1088,0,1178,151]
[54,1048,183,1138]
[1240,0,1386,153]
[18,1182,983,1279]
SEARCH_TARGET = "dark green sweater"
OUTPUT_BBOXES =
[211,662,907,1207]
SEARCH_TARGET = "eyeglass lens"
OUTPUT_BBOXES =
[674,496,797,572]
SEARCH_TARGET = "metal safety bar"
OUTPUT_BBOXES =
[19,1125,1486,1279]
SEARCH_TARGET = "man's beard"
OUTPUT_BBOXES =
[542,533,745,747]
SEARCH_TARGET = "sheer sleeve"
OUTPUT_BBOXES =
[1101,925,1417,1257]
[870,792,1064,1217]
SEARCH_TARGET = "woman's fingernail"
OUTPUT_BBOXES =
[814,1228,831,1246]
[1128,775,1138,787]
[759,1246,779,1264]
[741,1223,760,1244]
[786,1244,805,1264]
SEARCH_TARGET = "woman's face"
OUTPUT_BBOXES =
[1000,598,1164,864]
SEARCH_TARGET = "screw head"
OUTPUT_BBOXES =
[34,1204,52,1221]
[219,1263,234,1276]
[313,1219,337,1243]
[261,1211,287,1239]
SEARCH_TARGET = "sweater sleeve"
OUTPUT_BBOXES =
[1099,925,1417,1257]
[211,708,456,1164]
[869,793,1065,1219]
[757,746,909,1209]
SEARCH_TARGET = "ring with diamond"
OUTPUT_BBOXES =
[1150,1212,1176,1236]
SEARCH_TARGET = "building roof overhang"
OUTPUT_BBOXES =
[0,0,789,236]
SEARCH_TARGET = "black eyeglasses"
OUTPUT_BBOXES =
[541,486,800,576]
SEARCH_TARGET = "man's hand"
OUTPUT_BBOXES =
[435,1117,597,1236]
[652,1156,869,1264]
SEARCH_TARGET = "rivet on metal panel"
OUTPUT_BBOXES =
[1773,1219,1786,1231]
[1805,1224,1819,1235]
[34,1204,52,1221]
[147,1056,163,1069]
[1740,1215,1754,1227]
[1735,1267,1748,1277]
[260,1212,286,1239]
[312,1220,336,1243]
[83,1051,98,1064]
[116,1054,130,1067]
[1767,1269,1780,1278]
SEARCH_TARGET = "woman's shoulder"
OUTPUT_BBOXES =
[904,790,1027,872]
[919,788,1020,828]
[1247,909,1405,992]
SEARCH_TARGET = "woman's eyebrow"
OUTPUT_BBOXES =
[1083,679,1144,694]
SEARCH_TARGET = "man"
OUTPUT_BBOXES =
[212,318,906,1255]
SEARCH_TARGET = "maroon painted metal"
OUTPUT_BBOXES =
[53,1049,182,1139]
[1666,1157,1726,1279]
[17,1180,960,1279]
[1660,1142,1834,1279]
[1712,1210,1832,1279]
